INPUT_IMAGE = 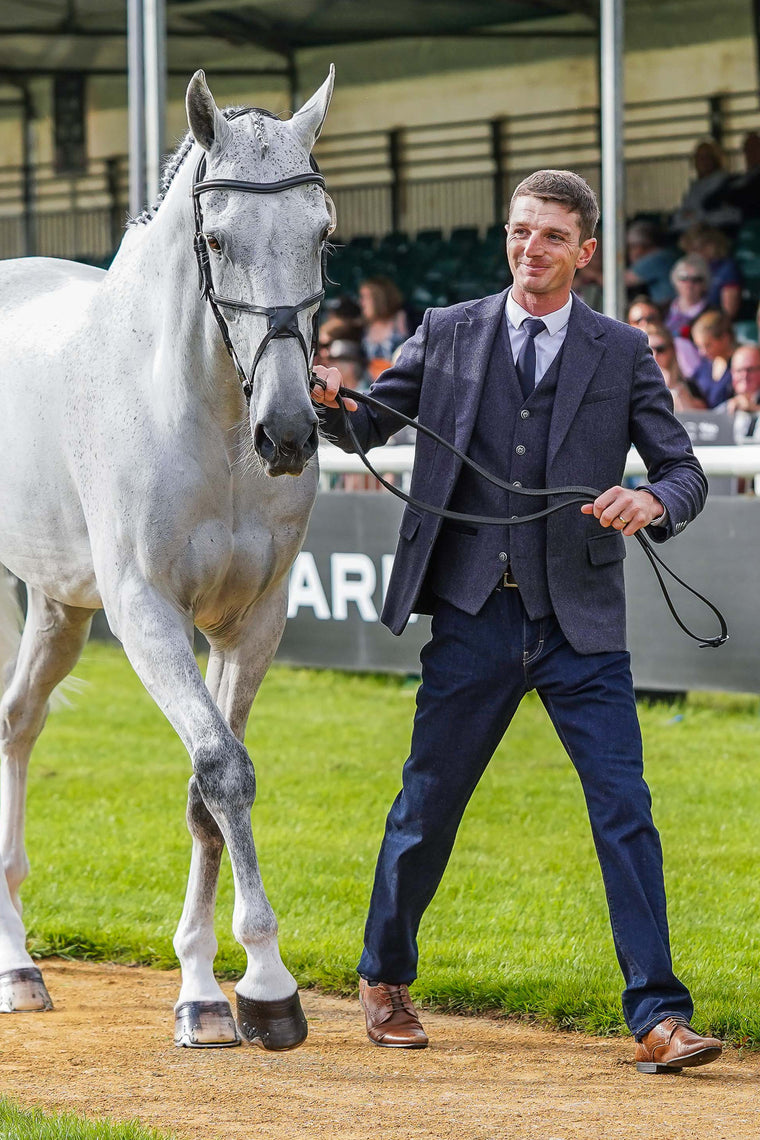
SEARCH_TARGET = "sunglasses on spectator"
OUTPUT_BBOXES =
[676,274,705,283]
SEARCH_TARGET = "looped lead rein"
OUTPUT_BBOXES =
[312,379,728,650]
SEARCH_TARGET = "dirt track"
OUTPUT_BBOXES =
[0,960,757,1139]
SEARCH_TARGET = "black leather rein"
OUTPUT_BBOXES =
[312,379,728,650]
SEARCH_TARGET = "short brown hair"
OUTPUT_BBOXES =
[509,170,600,243]
[692,309,734,341]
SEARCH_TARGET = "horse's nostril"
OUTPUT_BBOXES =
[254,423,276,461]
[304,424,319,459]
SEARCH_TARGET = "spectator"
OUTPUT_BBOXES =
[316,317,363,371]
[723,343,760,448]
[724,343,760,414]
[627,295,661,326]
[624,221,677,305]
[670,139,741,234]
[642,321,706,412]
[690,309,735,408]
[703,131,760,222]
[319,335,368,391]
[665,254,711,340]
[629,294,699,376]
[680,224,741,318]
[359,276,409,380]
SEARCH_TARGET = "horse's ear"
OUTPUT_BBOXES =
[290,65,335,151]
[186,70,231,152]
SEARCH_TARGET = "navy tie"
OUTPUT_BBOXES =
[515,317,547,402]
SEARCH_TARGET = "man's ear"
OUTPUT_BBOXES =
[577,236,598,270]
[290,65,335,152]
[186,70,231,152]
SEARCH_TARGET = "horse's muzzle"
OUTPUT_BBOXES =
[254,421,319,476]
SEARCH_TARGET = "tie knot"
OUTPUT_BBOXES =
[523,318,547,340]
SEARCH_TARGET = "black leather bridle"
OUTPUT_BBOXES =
[191,107,327,402]
[313,380,729,649]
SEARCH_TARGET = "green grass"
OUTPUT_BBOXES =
[0,1099,174,1139]
[19,643,760,1043]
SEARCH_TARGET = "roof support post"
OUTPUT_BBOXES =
[127,0,146,217]
[600,0,625,320]
[20,84,36,256]
[389,128,402,233]
[128,0,166,217]
[287,52,300,111]
[143,0,167,206]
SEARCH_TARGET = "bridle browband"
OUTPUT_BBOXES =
[191,106,327,402]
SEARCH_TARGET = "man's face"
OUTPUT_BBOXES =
[731,348,760,397]
[506,196,596,305]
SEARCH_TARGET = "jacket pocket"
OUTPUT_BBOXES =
[580,386,621,406]
[587,531,626,566]
[399,508,423,541]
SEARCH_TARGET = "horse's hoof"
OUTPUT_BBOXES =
[0,967,53,1013]
[235,990,308,1051]
[174,1000,241,1048]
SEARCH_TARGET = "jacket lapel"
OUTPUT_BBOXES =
[452,290,508,453]
[547,296,606,466]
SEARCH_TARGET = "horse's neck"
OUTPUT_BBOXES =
[109,151,239,425]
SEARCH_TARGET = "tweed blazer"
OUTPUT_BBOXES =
[320,291,707,654]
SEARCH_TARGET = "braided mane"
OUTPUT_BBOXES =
[129,106,271,227]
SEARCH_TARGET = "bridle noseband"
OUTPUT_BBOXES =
[191,107,327,402]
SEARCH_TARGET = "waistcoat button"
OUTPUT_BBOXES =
[520,409,530,419]
[515,444,526,455]
[499,551,508,562]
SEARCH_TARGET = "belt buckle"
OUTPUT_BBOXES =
[502,567,519,588]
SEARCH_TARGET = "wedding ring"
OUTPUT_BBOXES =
[618,516,628,524]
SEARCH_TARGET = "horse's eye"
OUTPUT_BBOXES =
[205,235,222,253]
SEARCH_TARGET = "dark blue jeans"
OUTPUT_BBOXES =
[358,587,694,1037]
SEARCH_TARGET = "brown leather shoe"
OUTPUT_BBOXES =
[359,979,429,1048]
[635,1016,722,1073]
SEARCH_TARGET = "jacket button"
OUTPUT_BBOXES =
[513,480,522,487]
[520,409,530,419]
[499,551,508,562]
[515,444,526,455]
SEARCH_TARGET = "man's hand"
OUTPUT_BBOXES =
[580,486,664,536]
[310,364,357,411]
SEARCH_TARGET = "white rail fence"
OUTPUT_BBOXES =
[318,443,760,483]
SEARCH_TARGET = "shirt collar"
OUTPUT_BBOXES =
[506,288,573,336]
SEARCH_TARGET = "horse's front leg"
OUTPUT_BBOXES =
[108,580,304,1050]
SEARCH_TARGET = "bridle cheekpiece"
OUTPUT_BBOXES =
[191,106,327,402]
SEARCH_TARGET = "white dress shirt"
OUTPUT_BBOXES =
[505,289,573,385]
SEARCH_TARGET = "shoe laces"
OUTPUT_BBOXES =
[386,985,411,1014]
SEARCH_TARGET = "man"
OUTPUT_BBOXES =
[720,343,760,447]
[312,170,721,1074]
[691,309,736,408]
[724,343,760,415]
[624,219,677,306]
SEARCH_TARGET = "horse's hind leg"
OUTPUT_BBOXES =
[0,589,94,1012]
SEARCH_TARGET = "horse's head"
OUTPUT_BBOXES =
[186,69,335,476]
